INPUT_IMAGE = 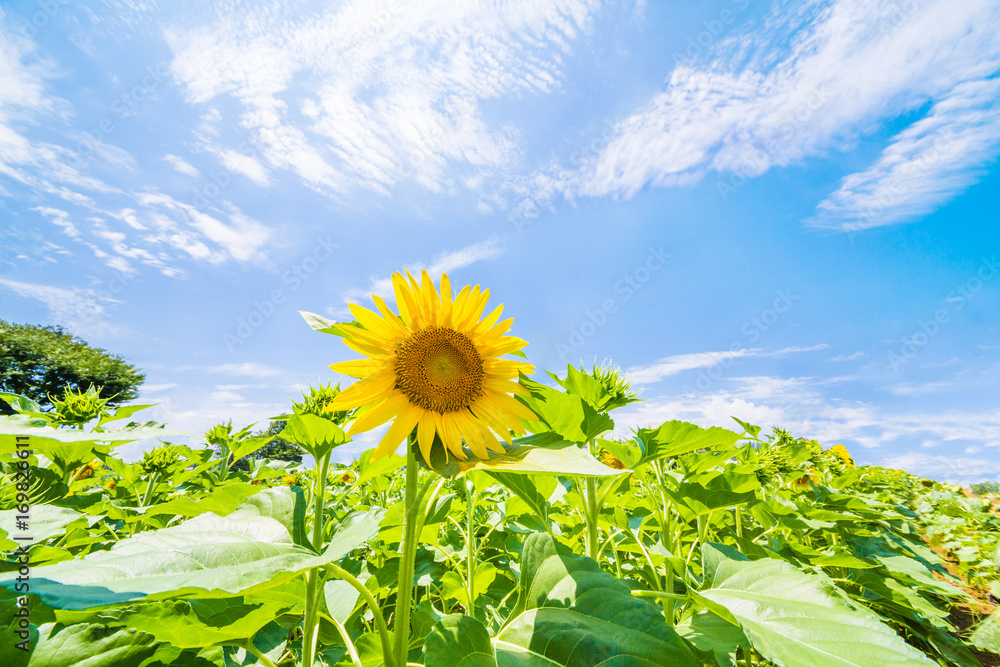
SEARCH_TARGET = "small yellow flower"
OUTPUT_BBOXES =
[793,473,817,489]
[829,444,854,468]
[281,475,296,485]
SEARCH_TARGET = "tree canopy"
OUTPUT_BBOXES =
[0,320,145,412]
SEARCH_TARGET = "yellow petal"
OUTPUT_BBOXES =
[392,272,418,326]
[417,412,437,465]
[372,404,421,461]
[456,287,489,331]
[454,410,489,459]
[349,391,409,435]
[330,369,396,409]
[372,294,407,330]
[472,304,504,336]
[329,359,383,378]
[438,412,467,461]
[343,335,393,359]
[479,336,527,358]
[350,303,405,340]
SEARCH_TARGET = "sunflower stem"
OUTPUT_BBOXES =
[586,476,599,561]
[301,450,331,667]
[393,436,420,667]
[466,479,478,615]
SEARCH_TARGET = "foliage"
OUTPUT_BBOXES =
[0,320,144,414]
[1,376,997,667]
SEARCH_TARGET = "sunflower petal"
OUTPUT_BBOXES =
[349,391,409,435]
[329,369,396,409]
[417,412,437,465]
[350,303,405,340]
[392,272,418,326]
[438,412,467,461]
[372,404,421,461]
[330,358,384,378]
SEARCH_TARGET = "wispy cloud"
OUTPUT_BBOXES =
[164,154,200,177]
[626,344,829,384]
[0,277,118,335]
[165,0,600,196]
[336,236,506,314]
[828,351,865,362]
[555,0,1000,232]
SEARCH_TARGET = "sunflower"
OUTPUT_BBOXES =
[327,269,536,463]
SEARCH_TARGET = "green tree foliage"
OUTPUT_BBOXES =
[0,320,145,413]
[251,420,302,463]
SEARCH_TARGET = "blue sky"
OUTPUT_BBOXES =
[1,0,998,482]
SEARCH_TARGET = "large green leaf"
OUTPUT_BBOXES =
[235,485,309,548]
[0,418,189,453]
[425,614,498,667]
[0,507,383,609]
[497,533,699,666]
[15,622,162,667]
[971,610,1000,653]
[109,599,291,649]
[0,506,83,547]
[96,404,156,427]
[487,472,555,532]
[144,483,259,518]
[423,437,624,479]
[676,611,748,667]
[517,375,614,443]
[694,557,936,667]
[633,421,741,466]
[278,413,348,460]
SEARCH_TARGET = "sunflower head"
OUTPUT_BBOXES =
[327,269,536,466]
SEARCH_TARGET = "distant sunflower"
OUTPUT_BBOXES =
[327,269,535,463]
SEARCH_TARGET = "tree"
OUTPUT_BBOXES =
[0,320,145,413]
[251,421,302,463]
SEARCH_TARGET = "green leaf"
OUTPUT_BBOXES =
[423,437,625,479]
[324,579,360,625]
[425,614,498,667]
[236,485,310,548]
[0,508,383,609]
[498,533,700,666]
[0,506,83,547]
[694,557,937,667]
[298,310,343,335]
[971,610,1000,653]
[675,611,748,667]
[20,622,161,667]
[517,375,614,443]
[634,421,741,466]
[145,483,259,518]
[110,599,290,648]
[96,404,155,427]
[0,392,42,414]
[357,448,406,483]
[278,413,347,460]
[487,472,555,532]
[0,419,189,453]
[874,555,966,598]
[554,365,612,411]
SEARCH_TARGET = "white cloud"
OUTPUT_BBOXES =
[879,453,1000,485]
[828,351,865,362]
[180,362,289,378]
[626,344,829,384]
[0,277,119,335]
[337,236,506,313]
[218,148,270,186]
[561,0,1000,231]
[814,77,1000,229]
[165,0,600,196]
[612,374,1000,482]
[164,154,200,177]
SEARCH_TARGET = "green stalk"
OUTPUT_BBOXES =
[466,481,478,614]
[393,436,420,667]
[301,450,331,667]
[140,472,160,507]
[586,476,599,561]
[325,564,394,667]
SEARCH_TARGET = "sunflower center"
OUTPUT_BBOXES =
[395,326,484,413]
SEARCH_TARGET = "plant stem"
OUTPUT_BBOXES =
[325,564,395,667]
[466,480,478,614]
[140,472,160,507]
[243,639,278,667]
[301,450,331,667]
[393,437,420,667]
[586,476,599,561]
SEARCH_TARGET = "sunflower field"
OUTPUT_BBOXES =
[2,271,999,667]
